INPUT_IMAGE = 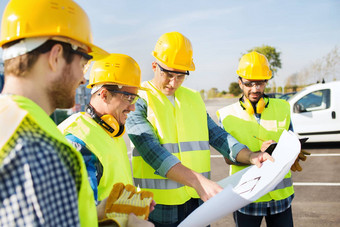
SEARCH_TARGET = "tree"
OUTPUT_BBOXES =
[207,88,219,99]
[229,82,242,96]
[247,45,282,77]
[286,46,340,86]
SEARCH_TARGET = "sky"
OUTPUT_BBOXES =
[0,0,339,91]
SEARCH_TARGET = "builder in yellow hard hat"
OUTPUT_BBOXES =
[125,32,274,226]
[216,51,308,227]
[0,0,109,226]
[58,53,155,227]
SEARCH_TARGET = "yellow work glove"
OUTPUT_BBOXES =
[99,183,153,227]
[291,150,311,172]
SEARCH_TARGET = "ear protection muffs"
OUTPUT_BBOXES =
[85,104,125,137]
[239,95,269,115]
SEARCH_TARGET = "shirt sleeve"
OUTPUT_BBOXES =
[211,113,248,163]
[0,124,80,226]
[126,98,180,178]
[65,134,99,204]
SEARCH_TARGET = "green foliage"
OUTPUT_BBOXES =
[286,46,340,86]
[292,85,298,92]
[229,82,242,96]
[247,45,282,77]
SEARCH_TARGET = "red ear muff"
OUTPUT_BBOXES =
[239,97,269,115]
[85,104,125,137]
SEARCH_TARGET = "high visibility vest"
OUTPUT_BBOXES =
[58,113,133,201]
[132,81,210,205]
[0,95,97,227]
[217,99,293,202]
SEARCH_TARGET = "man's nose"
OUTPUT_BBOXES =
[128,103,136,111]
[251,84,261,91]
[169,78,177,86]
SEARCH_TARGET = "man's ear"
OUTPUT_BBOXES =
[99,89,110,103]
[48,44,63,72]
[238,78,243,89]
[152,61,157,72]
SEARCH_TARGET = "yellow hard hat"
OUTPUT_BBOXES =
[236,51,272,80]
[152,31,195,71]
[87,53,147,90]
[0,0,108,59]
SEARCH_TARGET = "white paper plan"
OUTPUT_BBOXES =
[178,130,300,227]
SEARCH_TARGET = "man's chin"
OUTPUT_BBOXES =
[162,87,176,96]
[53,97,75,110]
[164,91,175,96]
[248,94,262,102]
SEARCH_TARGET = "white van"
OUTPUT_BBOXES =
[288,81,340,142]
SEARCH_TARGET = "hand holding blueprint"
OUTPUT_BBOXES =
[178,130,300,227]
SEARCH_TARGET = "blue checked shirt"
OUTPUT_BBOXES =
[0,117,81,226]
[126,97,246,223]
[66,134,103,205]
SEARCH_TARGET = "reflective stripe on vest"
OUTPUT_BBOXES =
[132,81,210,205]
[274,177,292,190]
[217,99,294,202]
[0,95,97,227]
[134,172,210,189]
[132,141,210,156]
[58,113,133,201]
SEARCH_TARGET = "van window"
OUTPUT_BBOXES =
[293,89,330,113]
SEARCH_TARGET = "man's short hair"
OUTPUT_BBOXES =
[4,40,76,77]
[90,84,123,101]
[102,84,121,92]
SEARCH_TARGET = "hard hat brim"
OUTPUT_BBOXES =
[87,43,110,61]
[152,52,195,71]
[87,82,150,92]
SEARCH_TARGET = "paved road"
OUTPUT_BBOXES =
[124,97,340,227]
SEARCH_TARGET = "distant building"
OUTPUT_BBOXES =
[70,63,93,114]
[71,82,92,114]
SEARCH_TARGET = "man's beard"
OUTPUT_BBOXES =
[47,64,76,110]
[247,92,263,104]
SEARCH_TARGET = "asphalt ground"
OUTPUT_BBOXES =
[124,97,340,227]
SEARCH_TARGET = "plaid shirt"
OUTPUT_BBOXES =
[239,194,294,216]
[66,134,103,205]
[0,117,81,226]
[126,97,246,223]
